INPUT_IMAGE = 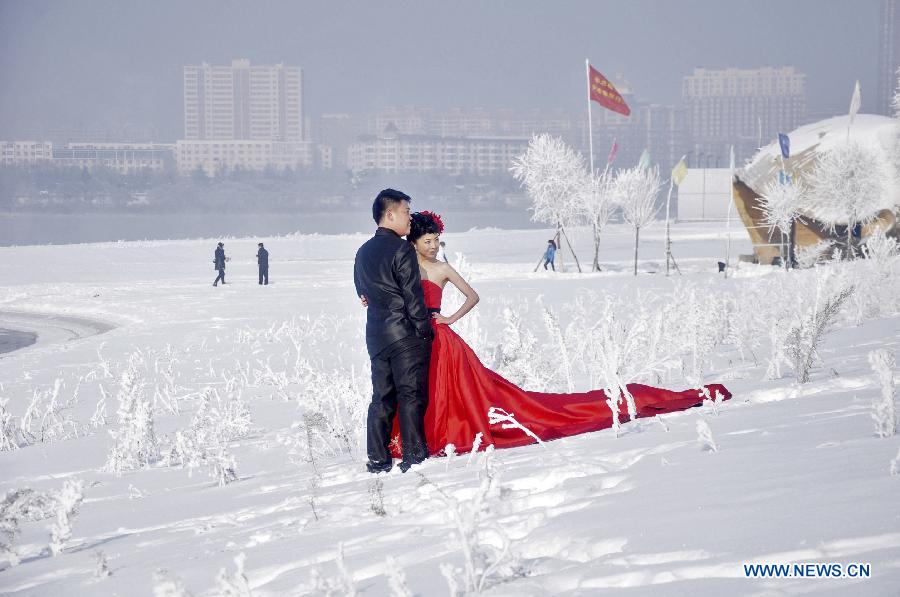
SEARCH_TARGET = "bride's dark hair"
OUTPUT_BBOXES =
[408,211,444,243]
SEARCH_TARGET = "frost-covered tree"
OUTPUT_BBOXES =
[795,239,835,269]
[1,490,34,566]
[860,227,900,276]
[760,178,806,269]
[510,134,586,271]
[542,306,574,392]
[806,142,891,258]
[570,293,672,425]
[576,169,617,271]
[614,165,662,275]
[91,385,109,428]
[50,478,84,555]
[105,360,159,474]
[166,387,249,485]
[1,488,55,566]
[0,398,23,451]
[783,276,855,383]
[489,306,558,392]
[869,349,896,438]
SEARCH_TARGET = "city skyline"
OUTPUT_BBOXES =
[0,0,889,142]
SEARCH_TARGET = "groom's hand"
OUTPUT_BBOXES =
[359,295,368,307]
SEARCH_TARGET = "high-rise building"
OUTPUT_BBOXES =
[683,67,806,164]
[183,59,303,142]
[878,0,900,115]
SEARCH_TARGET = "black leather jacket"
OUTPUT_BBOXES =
[354,227,433,356]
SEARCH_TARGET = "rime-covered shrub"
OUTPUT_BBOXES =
[19,378,84,445]
[105,360,159,474]
[782,277,855,384]
[293,367,368,459]
[420,452,517,594]
[488,305,560,392]
[165,387,250,485]
[1,488,56,566]
[50,478,84,555]
[216,552,253,597]
[869,349,896,438]
[0,398,25,451]
[154,568,193,597]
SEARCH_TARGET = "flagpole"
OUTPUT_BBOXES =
[665,176,674,277]
[585,59,595,175]
[666,154,687,277]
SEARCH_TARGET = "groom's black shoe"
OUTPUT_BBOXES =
[398,457,426,473]
[366,460,393,474]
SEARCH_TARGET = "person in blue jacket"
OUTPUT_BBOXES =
[542,239,557,271]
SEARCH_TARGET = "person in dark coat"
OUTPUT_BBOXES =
[213,242,227,286]
[354,188,433,473]
[257,242,269,285]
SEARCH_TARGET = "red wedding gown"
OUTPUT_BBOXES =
[391,280,731,457]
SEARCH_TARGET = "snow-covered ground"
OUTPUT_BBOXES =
[0,220,898,596]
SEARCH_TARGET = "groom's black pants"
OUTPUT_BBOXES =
[367,335,431,467]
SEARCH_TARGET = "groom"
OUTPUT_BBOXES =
[354,189,434,473]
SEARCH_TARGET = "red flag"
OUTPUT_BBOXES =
[606,137,619,164]
[589,64,631,116]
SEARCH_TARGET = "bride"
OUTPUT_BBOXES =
[391,211,731,456]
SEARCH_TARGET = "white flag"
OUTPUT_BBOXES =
[849,80,861,125]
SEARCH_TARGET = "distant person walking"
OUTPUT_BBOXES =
[257,242,269,285]
[436,240,449,263]
[213,242,227,286]
[542,239,557,271]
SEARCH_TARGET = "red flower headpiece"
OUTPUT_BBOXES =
[420,210,445,234]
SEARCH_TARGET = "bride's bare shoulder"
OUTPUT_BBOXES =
[435,260,457,275]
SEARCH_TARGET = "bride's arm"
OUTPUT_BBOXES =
[434,264,479,325]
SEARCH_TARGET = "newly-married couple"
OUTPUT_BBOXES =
[354,188,731,473]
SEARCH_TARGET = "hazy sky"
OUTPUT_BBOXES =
[0,0,886,140]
